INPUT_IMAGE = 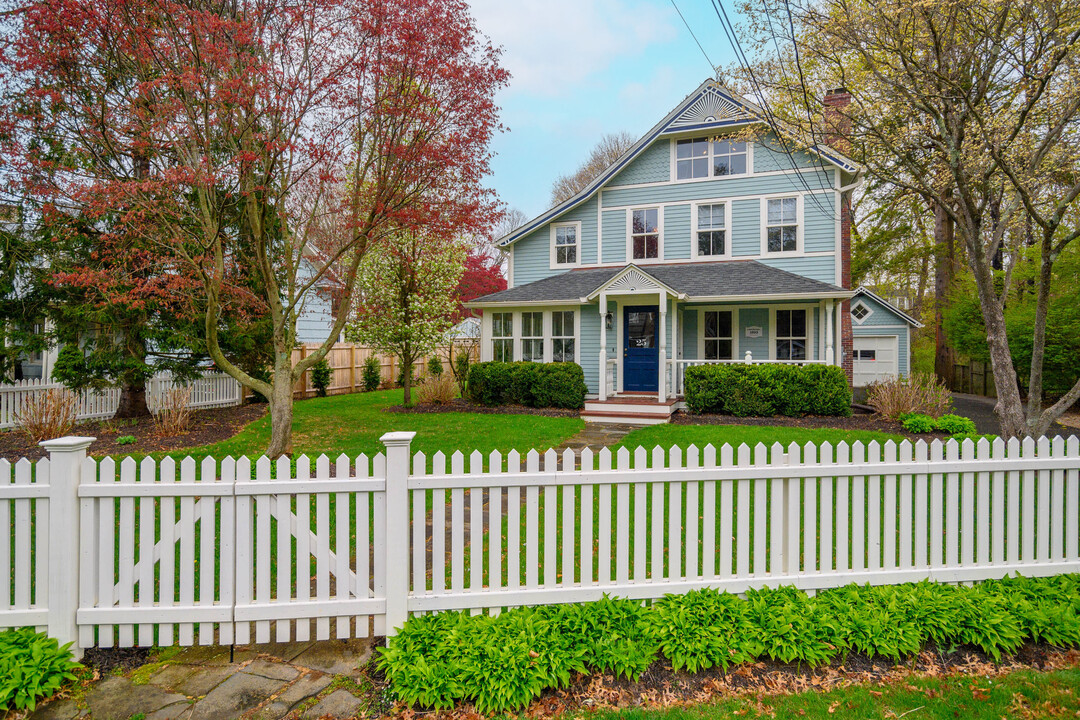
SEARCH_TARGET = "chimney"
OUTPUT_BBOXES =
[822,87,852,152]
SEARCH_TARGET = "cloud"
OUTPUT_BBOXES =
[469,0,677,97]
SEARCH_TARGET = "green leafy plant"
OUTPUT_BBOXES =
[452,349,471,397]
[427,356,444,378]
[683,363,851,417]
[467,361,587,409]
[901,412,936,433]
[311,358,332,397]
[934,413,977,435]
[362,355,381,392]
[0,629,80,712]
[115,435,136,445]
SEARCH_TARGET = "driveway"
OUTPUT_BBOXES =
[950,392,1075,439]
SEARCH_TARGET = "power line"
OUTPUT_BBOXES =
[669,0,717,76]
[707,0,837,220]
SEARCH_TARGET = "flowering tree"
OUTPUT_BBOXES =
[4,0,507,454]
[452,249,506,322]
[349,232,466,406]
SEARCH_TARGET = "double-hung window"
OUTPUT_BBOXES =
[551,311,575,362]
[631,208,660,260]
[553,224,577,265]
[766,197,798,253]
[696,203,726,256]
[492,312,513,362]
[775,309,807,361]
[703,310,733,360]
[521,311,543,362]
[676,138,748,180]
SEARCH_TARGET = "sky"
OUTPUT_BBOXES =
[467,0,743,221]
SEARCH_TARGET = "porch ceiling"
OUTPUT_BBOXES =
[467,260,852,307]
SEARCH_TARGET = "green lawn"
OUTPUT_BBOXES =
[616,423,906,462]
[577,666,1080,720]
[166,389,584,463]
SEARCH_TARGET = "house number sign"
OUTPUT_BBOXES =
[745,326,763,338]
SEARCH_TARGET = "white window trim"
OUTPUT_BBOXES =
[696,308,738,360]
[669,137,755,184]
[850,299,874,325]
[519,310,544,362]
[489,310,515,362]
[549,309,579,364]
[690,200,733,259]
[626,206,664,263]
[549,221,582,269]
[760,194,804,256]
[768,305,816,361]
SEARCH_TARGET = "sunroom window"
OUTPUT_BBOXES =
[552,311,575,362]
[676,138,748,180]
[776,309,807,361]
[492,312,512,362]
[521,311,543,362]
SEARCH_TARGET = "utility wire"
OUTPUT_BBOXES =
[707,0,837,219]
[670,0,718,76]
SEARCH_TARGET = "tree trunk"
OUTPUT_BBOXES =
[402,355,413,406]
[265,353,294,458]
[115,382,150,418]
[933,198,956,387]
[969,256,1027,437]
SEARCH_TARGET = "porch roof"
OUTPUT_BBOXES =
[467,261,852,307]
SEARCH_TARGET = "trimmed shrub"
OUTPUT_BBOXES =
[467,361,587,409]
[935,413,977,435]
[452,351,471,397]
[427,356,444,378]
[311,358,332,397]
[683,363,851,417]
[362,355,381,392]
[866,372,952,420]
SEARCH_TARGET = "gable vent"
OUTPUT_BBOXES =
[605,269,662,295]
[670,89,748,128]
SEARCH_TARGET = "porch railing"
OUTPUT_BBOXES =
[668,354,828,397]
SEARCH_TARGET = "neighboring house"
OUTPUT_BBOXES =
[850,286,923,388]
[468,80,883,423]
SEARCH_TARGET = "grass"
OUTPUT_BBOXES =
[158,389,584,464]
[615,423,907,460]
[570,666,1080,720]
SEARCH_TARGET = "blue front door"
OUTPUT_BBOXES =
[624,305,659,392]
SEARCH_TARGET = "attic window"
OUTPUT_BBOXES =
[851,301,873,324]
[676,138,748,180]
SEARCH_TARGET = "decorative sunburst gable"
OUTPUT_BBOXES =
[584,265,683,301]
[664,85,756,133]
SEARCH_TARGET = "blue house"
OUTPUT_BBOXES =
[469,81,907,423]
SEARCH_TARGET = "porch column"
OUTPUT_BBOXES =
[834,302,843,366]
[670,300,679,396]
[825,300,835,365]
[598,293,607,401]
[658,296,667,402]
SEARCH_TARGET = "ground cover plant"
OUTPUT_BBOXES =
[901,412,978,437]
[683,364,851,417]
[0,628,80,712]
[379,575,1080,713]
[615,424,905,458]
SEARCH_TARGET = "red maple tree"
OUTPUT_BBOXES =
[453,249,507,322]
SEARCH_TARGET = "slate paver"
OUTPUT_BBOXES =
[146,700,195,719]
[189,672,288,720]
[243,658,300,683]
[290,640,370,676]
[273,671,333,708]
[300,689,365,719]
[84,676,189,720]
[150,663,239,697]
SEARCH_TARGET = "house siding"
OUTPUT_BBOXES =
[758,255,837,284]
[579,304,601,391]
[738,308,770,359]
[753,133,820,172]
[607,140,670,187]
[513,196,600,286]
[731,199,761,256]
[600,170,833,209]
[852,293,909,327]
[664,204,692,260]
[601,209,626,264]
[851,293,916,376]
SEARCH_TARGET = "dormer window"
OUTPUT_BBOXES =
[676,138,748,180]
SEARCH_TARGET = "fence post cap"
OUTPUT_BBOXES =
[379,431,417,447]
[39,436,96,452]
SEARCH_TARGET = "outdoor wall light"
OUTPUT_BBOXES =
[605,312,614,330]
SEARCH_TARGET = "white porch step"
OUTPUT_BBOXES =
[581,394,677,425]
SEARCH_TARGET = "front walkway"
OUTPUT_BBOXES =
[33,640,376,720]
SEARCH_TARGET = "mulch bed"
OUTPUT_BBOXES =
[671,409,949,439]
[366,643,1080,719]
[387,398,581,419]
[0,402,267,462]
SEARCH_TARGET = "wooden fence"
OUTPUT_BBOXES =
[289,342,478,399]
[4,434,1078,657]
[0,373,242,430]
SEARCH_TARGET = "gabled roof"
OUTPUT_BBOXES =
[852,286,924,328]
[467,261,852,307]
[498,79,862,248]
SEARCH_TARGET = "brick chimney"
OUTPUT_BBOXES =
[823,88,855,382]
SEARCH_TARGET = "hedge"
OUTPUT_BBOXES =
[467,361,588,409]
[379,575,1080,713]
[684,363,851,416]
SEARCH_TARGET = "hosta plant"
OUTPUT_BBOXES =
[0,629,80,712]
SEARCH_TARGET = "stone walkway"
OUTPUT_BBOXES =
[33,640,377,720]
[555,422,637,455]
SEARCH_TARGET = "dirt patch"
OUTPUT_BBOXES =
[80,646,152,676]
[671,409,948,438]
[0,402,267,462]
[366,644,1079,719]
[387,398,581,419]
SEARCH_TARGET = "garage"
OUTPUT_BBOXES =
[853,335,899,387]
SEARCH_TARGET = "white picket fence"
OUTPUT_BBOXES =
[0,373,242,429]
[2,433,1079,657]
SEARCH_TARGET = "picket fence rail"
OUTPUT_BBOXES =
[0,372,242,429]
[2,433,1078,657]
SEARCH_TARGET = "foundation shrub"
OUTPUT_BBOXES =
[684,363,851,416]
[467,361,586,409]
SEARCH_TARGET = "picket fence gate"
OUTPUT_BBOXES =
[2,433,1079,658]
[0,372,242,429]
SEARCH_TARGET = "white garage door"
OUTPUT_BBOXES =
[853,336,899,387]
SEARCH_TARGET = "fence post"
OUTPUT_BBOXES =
[381,431,416,636]
[40,435,95,659]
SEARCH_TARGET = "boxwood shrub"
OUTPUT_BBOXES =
[467,361,588,409]
[684,363,851,416]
